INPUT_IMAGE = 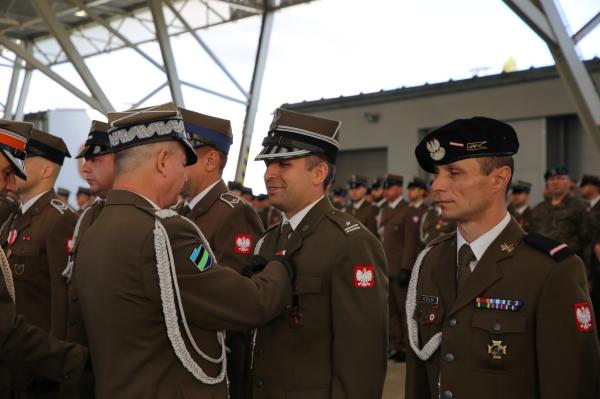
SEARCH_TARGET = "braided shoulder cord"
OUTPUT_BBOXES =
[406,246,442,361]
[0,247,14,302]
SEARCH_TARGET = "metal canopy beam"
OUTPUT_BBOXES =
[148,0,185,106]
[503,0,556,44]
[0,36,105,111]
[14,64,33,121]
[4,56,22,118]
[235,0,275,183]
[538,0,600,152]
[166,2,249,100]
[573,11,600,44]
[32,0,114,114]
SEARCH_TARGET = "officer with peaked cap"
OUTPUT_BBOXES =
[75,187,95,214]
[61,120,115,399]
[0,120,88,398]
[249,108,388,398]
[406,116,599,399]
[344,174,378,235]
[0,127,79,397]
[508,180,533,232]
[178,108,264,399]
[72,102,294,399]
[55,188,70,205]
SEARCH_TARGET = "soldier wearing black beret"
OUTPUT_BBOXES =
[407,116,599,399]
[508,180,533,232]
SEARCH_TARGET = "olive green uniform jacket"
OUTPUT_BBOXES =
[344,199,378,236]
[508,205,533,232]
[73,190,291,399]
[406,219,600,399]
[0,190,77,393]
[251,197,388,399]
[419,206,455,246]
[184,180,264,273]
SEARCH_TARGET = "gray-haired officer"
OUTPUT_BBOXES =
[508,180,533,232]
[0,120,87,398]
[250,108,388,398]
[72,103,294,399]
[406,116,599,399]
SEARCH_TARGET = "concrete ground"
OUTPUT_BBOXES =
[382,360,406,399]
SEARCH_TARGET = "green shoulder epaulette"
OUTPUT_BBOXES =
[522,233,574,261]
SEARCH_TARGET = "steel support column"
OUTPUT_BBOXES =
[14,63,33,121]
[32,0,114,113]
[4,55,22,118]
[235,1,275,183]
[0,35,105,111]
[504,0,600,153]
[148,0,185,107]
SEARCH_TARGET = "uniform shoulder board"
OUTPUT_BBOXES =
[326,209,361,235]
[522,233,574,262]
[50,199,73,215]
[219,192,241,209]
[428,231,456,247]
[154,209,179,219]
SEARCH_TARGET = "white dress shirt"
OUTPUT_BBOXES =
[456,212,511,272]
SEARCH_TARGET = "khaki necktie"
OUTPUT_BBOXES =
[457,244,475,292]
[277,222,293,253]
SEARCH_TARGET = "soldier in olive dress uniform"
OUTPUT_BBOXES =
[406,116,599,399]
[249,108,388,398]
[344,174,378,235]
[508,180,533,232]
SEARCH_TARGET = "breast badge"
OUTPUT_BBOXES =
[487,340,507,360]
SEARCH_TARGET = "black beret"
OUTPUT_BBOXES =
[415,117,519,173]
[579,174,600,188]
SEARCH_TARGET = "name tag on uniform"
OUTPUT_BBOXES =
[420,295,438,304]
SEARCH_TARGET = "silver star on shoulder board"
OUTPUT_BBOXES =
[500,242,514,253]
[345,221,351,226]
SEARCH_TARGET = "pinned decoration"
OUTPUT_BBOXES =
[7,229,17,246]
[66,237,75,254]
[424,305,439,324]
[500,242,514,253]
[189,244,213,272]
[14,263,24,276]
[354,265,375,288]
[574,303,594,332]
[412,215,420,224]
[21,235,31,241]
[475,297,523,311]
[487,340,507,360]
[234,234,253,255]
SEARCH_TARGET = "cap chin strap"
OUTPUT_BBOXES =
[153,209,227,384]
[406,246,442,361]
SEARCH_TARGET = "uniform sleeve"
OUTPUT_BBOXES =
[0,293,87,383]
[365,207,379,237]
[536,256,600,399]
[402,209,421,270]
[45,212,77,340]
[140,217,291,332]
[212,205,264,274]
[330,230,388,399]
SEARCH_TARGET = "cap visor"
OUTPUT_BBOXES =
[2,149,26,180]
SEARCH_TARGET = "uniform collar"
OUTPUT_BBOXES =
[515,204,528,214]
[352,197,366,209]
[282,195,325,231]
[410,199,424,209]
[187,179,220,210]
[590,195,600,209]
[106,189,160,209]
[20,190,51,214]
[388,195,404,209]
[456,212,511,267]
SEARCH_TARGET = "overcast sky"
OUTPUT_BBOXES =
[1,0,599,194]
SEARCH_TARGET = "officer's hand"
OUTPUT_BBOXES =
[276,255,297,287]
[241,255,269,277]
[396,268,411,287]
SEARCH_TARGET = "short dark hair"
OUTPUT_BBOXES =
[305,155,336,191]
[477,156,514,194]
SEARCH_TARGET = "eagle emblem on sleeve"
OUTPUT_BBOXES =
[574,303,594,332]
[234,234,253,255]
[354,265,375,288]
